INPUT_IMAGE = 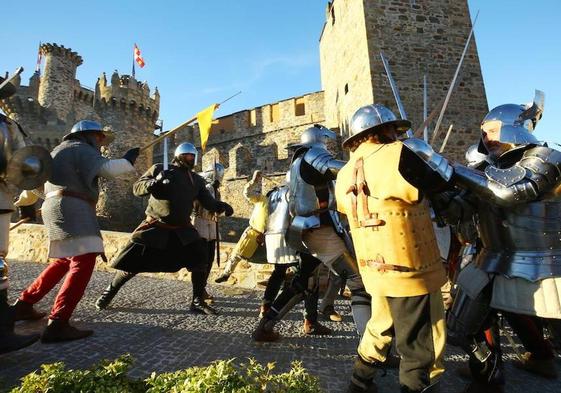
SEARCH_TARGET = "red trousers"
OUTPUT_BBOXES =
[20,253,97,321]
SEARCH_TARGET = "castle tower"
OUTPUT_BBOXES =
[1,43,159,232]
[319,0,488,160]
[38,43,83,121]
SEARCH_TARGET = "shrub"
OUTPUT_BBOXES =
[10,355,323,393]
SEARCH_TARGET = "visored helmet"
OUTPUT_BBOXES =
[174,142,198,166]
[344,104,411,148]
[63,120,115,145]
[299,124,337,149]
[480,90,544,148]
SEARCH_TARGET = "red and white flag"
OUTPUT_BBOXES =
[134,44,145,68]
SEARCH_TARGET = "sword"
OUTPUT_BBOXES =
[380,52,413,138]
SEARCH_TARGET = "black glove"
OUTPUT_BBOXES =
[147,170,172,193]
[123,147,140,165]
[218,202,234,217]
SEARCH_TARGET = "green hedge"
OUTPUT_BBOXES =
[10,355,323,393]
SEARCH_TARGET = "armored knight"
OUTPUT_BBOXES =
[443,92,561,392]
[0,74,51,353]
[252,125,371,341]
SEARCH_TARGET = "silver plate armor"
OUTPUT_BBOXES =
[402,138,453,181]
[454,146,561,281]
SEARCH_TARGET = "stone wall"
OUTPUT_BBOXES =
[7,224,276,290]
[0,43,160,232]
[319,0,488,161]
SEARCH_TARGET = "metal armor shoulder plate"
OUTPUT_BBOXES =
[520,146,561,188]
[484,165,526,187]
[402,138,453,181]
[303,147,343,175]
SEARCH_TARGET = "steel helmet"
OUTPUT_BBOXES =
[174,142,198,166]
[344,104,411,148]
[63,120,115,145]
[298,124,337,149]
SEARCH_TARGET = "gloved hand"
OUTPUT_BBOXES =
[218,202,234,217]
[147,170,173,193]
[123,147,140,165]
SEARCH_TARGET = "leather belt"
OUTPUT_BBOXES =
[359,259,416,273]
[45,190,96,208]
[135,216,194,231]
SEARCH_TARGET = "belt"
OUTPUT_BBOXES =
[359,259,416,273]
[45,190,96,208]
[136,216,194,231]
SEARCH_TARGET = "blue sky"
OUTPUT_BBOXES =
[1,1,559,144]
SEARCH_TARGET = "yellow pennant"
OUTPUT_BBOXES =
[197,103,219,152]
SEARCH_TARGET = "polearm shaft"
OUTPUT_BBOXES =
[9,217,30,231]
[140,92,242,152]
[226,172,286,182]
[430,10,479,145]
[141,115,197,152]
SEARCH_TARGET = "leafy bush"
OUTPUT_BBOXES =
[10,354,146,393]
[10,355,323,393]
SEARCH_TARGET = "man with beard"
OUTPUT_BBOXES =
[443,93,561,392]
[95,142,233,315]
[13,120,139,343]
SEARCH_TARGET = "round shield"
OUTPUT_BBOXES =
[5,145,52,190]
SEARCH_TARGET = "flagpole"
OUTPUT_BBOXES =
[132,43,136,77]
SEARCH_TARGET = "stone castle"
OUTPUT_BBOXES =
[1,0,488,238]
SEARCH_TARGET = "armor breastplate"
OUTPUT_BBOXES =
[476,197,561,281]
[266,187,291,235]
[288,156,321,217]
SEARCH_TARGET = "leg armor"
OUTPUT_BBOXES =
[331,252,371,336]
[264,254,321,325]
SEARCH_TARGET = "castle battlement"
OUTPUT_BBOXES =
[95,70,160,114]
[39,43,83,66]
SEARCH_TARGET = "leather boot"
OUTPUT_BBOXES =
[252,317,280,342]
[41,319,93,343]
[513,351,558,379]
[0,303,40,354]
[190,297,218,315]
[95,284,119,310]
[303,319,332,335]
[12,299,46,321]
[214,272,231,283]
[320,305,342,322]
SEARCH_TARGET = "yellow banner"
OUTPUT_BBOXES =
[197,103,219,152]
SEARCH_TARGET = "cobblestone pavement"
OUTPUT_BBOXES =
[1,261,560,392]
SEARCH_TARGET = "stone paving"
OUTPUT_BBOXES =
[1,261,561,392]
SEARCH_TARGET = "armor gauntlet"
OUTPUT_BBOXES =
[402,138,453,181]
[453,146,561,207]
[303,147,345,177]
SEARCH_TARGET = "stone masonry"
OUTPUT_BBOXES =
[320,0,488,161]
[2,1,487,236]
[0,43,160,231]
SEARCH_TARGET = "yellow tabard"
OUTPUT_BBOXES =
[335,141,446,297]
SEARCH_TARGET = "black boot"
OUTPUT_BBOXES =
[95,284,118,310]
[95,271,135,310]
[190,297,218,315]
[347,356,378,393]
[0,292,40,354]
